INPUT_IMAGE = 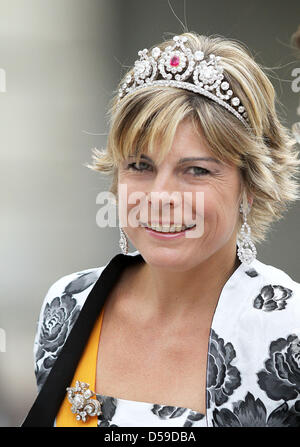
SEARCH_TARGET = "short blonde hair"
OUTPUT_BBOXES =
[85,31,300,244]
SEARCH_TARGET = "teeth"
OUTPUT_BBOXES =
[142,223,195,233]
[155,225,183,232]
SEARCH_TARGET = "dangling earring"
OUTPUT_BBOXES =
[119,226,128,255]
[237,203,257,265]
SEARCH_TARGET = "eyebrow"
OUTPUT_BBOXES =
[129,154,222,165]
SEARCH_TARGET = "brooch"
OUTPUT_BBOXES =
[66,380,102,422]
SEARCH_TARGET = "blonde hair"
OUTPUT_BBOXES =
[85,31,300,244]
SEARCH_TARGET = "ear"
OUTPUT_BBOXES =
[239,182,253,209]
[248,195,254,208]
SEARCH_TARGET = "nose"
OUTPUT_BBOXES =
[148,167,182,196]
[144,172,183,222]
[146,169,182,202]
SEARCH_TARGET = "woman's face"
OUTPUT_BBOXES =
[118,118,244,271]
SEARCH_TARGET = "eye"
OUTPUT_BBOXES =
[126,162,152,172]
[185,166,210,176]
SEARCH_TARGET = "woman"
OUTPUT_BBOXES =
[22,32,300,427]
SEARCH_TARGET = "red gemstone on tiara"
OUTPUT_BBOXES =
[170,56,180,66]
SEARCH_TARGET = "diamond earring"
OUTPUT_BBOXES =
[237,203,257,265]
[119,226,128,255]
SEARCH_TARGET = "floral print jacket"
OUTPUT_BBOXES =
[23,250,300,427]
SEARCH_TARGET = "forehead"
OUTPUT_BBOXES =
[164,119,213,155]
[116,92,237,169]
[137,118,219,163]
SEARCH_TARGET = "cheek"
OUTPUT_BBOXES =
[118,181,148,226]
[198,185,239,227]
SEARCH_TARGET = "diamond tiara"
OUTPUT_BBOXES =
[118,35,251,131]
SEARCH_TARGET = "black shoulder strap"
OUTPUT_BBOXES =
[21,252,143,427]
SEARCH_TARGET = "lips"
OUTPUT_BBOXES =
[141,224,196,234]
[142,224,196,240]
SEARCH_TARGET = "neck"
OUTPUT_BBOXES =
[135,241,241,327]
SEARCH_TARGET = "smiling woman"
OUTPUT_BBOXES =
[88,34,300,247]
[22,31,300,428]
[116,116,244,272]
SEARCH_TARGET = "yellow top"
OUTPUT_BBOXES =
[56,306,105,427]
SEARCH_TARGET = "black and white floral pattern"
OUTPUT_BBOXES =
[245,268,259,278]
[253,284,293,311]
[32,250,300,427]
[207,329,241,408]
[183,409,205,427]
[212,392,300,427]
[151,404,204,427]
[35,270,99,390]
[96,395,205,427]
[96,395,119,427]
[257,334,300,401]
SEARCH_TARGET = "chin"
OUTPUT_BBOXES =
[137,245,195,271]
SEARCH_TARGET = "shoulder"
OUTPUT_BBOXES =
[250,258,300,312]
[33,264,108,392]
[33,250,142,391]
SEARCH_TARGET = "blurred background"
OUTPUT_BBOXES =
[0,0,299,426]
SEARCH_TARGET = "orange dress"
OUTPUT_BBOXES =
[56,307,104,427]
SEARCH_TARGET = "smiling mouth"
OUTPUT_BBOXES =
[140,223,196,233]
